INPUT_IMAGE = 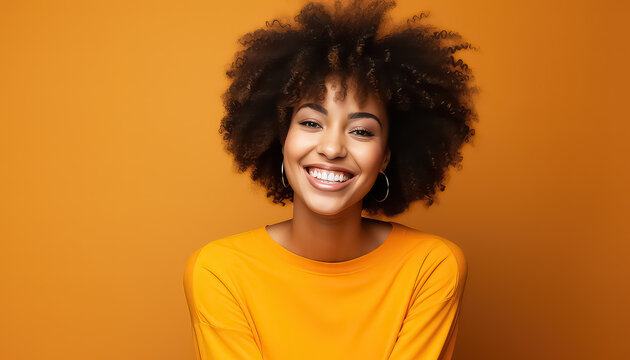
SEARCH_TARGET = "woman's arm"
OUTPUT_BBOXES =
[388,240,468,360]
[183,249,263,360]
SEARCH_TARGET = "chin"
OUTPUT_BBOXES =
[305,201,346,216]
[310,207,345,216]
[302,194,361,216]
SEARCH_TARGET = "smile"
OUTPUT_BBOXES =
[303,166,356,191]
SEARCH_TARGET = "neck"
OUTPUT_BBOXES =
[287,197,372,263]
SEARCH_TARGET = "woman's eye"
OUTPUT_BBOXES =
[298,121,373,137]
[351,128,374,137]
[299,120,320,128]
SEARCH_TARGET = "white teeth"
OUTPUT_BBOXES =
[308,168,350,182]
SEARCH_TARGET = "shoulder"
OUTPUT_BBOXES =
[395,223,468,296]
[183,228,264,309]
[183,230,264,325]
[396,223,466,265]
[184,228,260,282]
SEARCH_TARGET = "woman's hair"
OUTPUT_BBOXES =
[219,0,479,217]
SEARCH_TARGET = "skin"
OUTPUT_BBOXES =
[265,75,393,263]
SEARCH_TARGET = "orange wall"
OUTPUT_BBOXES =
[0,0,627,359]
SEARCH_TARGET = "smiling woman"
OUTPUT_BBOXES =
[183,0,478,359]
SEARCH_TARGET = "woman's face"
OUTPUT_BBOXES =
[282,77,390,216]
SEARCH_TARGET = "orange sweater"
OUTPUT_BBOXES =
[183,221,467,359]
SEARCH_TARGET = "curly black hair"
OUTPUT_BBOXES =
[218,0,479,217]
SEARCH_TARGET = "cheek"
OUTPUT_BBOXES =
[283,127,311,159]
[354,144,385,170]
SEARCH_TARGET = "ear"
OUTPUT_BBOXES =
[381,147,391,172]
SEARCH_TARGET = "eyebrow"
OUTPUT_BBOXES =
[296,103,382,128]
[348,112,382,128]
[296,103,328,115]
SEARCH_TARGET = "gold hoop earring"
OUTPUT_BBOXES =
[372,170,389,202]
[281,162,289,188]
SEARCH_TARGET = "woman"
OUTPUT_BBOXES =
[184,0,478,359]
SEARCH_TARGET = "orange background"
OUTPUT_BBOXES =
[1,0,628,359]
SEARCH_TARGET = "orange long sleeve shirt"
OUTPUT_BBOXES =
[183,221,468,359]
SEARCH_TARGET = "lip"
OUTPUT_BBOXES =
[304,166,357,192]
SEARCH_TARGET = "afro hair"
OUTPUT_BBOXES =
[219,0,479,216]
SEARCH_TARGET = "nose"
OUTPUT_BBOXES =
[316,126,347,160]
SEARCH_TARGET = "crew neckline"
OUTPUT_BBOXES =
[258,221,402,275]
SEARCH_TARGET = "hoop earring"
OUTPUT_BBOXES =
[281,162,289,188]
[372,170,389,202]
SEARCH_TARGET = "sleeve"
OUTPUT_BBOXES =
[388,240,468,360]
[183,248,263,360]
